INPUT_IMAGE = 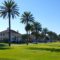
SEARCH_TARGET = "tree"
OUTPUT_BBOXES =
[31,21,42,43]
[48,31,58,41]
[25,24,32,34]
[0,0,19,46]
[25,24,32,42]
[42,28,48,35]
[58,34,60,41]
[21,11,34,45]
[42,28,48,40]
[21,34,27,43]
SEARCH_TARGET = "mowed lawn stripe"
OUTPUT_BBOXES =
[0,42,60,60]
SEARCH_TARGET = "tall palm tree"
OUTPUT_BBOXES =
[0,0,19,46]
[21,11,34,45]
[31,21,42,43]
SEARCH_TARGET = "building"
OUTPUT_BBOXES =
[0,29,21,43]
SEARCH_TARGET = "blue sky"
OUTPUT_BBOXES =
[0,0,60,34]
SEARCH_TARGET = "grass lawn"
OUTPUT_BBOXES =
[0,42,60,60]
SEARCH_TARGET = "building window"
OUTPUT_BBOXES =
[0,33,5,36]
[3,33,5,36]
[0,33,2,36]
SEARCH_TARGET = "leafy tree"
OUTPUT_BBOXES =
[58,34,60,41]
[0,0,19,46]
[48,31,58,41]
[21,34,27,43]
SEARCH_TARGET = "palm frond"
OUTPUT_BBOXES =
[21,11,34,24]
[0,0,19,19]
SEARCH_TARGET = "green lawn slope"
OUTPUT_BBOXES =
[0,42,60,60]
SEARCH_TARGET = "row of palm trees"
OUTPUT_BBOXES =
[21,11,42,45]
[0,0,52,46]
[0,0,58,46]
[0,0,41,46]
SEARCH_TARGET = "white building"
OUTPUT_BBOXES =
[0,29,21,42]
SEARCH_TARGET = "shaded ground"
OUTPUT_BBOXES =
[28,47,60,52]
[0,58,14,60]
[0,43,10,50]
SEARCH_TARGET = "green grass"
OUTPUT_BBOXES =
[0,42,60,60]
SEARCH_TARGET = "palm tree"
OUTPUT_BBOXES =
[0,0,19,46]
[31,21,42,43]
[25,24,32,33]
[21,11,34,45]
[42,28,48,40]
[25,24,32,42]
[42,28,48,35]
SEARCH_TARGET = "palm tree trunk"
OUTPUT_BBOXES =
[26,20,29,45]
[8,12,11,46]
[36,30,38,44]
[29,31,30,42]
[27,31,29,45]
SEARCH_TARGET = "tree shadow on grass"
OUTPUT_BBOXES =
[0,58,11,60]
[0,58,15,60]
[0,44,10,50]
[28,47,60,52]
